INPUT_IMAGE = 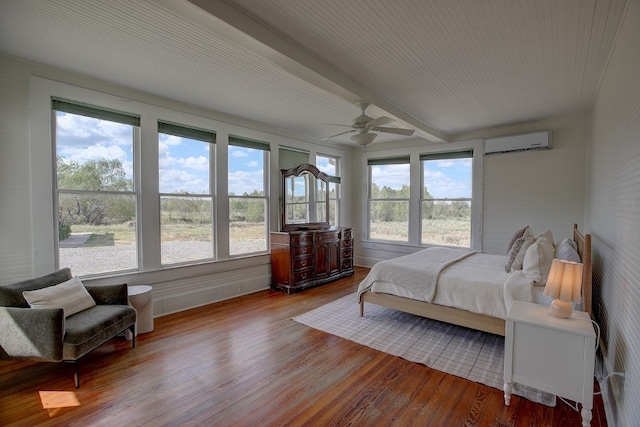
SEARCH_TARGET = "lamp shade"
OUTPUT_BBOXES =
[543,259,583,318]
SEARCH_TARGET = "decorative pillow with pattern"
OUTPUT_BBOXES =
[505,227,535,272]
[506,225,530,255]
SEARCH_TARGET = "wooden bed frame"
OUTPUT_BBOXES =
[359,224,592,336]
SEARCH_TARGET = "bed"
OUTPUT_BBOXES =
[358,224,592,336]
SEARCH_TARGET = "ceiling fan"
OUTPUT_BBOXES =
[323,101,415,146]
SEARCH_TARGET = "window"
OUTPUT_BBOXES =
[228,136,270,256]
[316,154,340,226]
[420,151,472,247]
[368,156,410,242]
[54,99,139,276]
[158,122,215,265]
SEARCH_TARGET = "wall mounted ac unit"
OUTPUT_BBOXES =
[484,130,552,155]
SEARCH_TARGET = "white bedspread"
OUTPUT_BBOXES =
[357,249,536,319]
[357,247,473,302]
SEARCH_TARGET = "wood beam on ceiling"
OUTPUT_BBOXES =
[159,0,448,143]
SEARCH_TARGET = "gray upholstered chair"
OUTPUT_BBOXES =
[0,268,137,387]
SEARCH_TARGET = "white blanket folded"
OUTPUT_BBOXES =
[357,247,473,302]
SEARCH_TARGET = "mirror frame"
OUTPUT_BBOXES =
[281,163,331,231]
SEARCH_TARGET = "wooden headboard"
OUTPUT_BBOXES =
[573,223,592,317]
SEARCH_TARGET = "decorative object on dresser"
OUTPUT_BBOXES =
[270,163,354,293]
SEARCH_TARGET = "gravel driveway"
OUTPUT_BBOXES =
[59,240,266,276]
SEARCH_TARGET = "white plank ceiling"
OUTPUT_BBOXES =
[0,0,628,146]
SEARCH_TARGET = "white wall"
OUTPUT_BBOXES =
[0,54,353,317]
[457,115,589,254]
[588,0,640,425]
[0,57,33,284]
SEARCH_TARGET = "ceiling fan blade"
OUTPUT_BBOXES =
[324,123,353,127]
[322,129,356,140]
[366,116,395,127]
[372,127,415,136]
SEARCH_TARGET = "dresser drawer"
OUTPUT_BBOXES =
[314,231,340,242]
[341,229,353,239]
[341,259,353,270]
[291,233,313,245]
[293,245,313,257]
[294,268,314,283]
[341,248,353,259]
[341,238,353,248]
[293,256,313,270]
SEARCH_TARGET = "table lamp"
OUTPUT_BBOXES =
[543,259,583,318]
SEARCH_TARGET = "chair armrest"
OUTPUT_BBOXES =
[0,307,64,361]
[85,283,128,305]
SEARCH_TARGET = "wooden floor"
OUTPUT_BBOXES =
[1,266,607,426]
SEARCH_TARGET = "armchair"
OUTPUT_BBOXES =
[0,268,136,388]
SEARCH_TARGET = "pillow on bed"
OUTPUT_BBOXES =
[557,238,576,250]
[505,227,535,272]
[506,225,530,255]
[522,230,555,285]
[556,239,581,262]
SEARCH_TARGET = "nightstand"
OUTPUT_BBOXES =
[504,301,596,427]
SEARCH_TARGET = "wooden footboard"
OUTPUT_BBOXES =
[360,291,506,336]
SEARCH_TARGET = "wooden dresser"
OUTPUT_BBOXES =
[270,227,354,293]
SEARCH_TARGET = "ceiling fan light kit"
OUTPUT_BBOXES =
[323,100,415,146]
[351,132,377,146]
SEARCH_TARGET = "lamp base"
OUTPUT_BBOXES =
[550,299,573,318]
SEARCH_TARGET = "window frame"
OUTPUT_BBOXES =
[158,120,217,266]
[228,135,270,257]
[53,99,141,277]
[367,156,411,242]
[363,145,483,251]
[419,150,473,248]
[315,154,341,227]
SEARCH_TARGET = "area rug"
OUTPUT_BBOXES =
[292,293,555,406]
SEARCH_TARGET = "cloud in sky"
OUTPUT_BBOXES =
[371,159,471,198]
[56,113,134,177]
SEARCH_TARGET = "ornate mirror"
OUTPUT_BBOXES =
[281,163,331,231]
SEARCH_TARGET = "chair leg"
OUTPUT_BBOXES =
[74,361,80,389]
[129,324,136,348]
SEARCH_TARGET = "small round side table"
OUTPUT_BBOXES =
[126,285,154,340]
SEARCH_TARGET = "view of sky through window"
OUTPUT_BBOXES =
[423,159,472,198]
[228,146,264,195]
[56,112,134,178]
[59,112,264,196]
[370,159,471,198]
